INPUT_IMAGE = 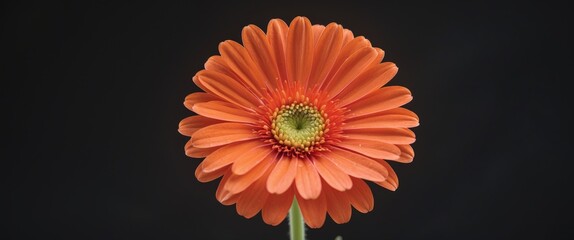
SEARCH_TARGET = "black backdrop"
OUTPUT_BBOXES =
[4,0,572,239]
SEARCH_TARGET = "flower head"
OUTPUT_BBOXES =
[179,16,419,228]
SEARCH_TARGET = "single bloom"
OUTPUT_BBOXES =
[179,16,419,228]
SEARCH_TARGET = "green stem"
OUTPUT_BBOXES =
[289,199,305,240]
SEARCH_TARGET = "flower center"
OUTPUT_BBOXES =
[271,102,326,153]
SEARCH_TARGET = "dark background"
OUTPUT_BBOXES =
[4,0,572,239]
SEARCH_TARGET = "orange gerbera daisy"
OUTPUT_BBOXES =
[179,16,419,228]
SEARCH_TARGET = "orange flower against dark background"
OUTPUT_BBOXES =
[7,1,569,239]
[179,16,419,228]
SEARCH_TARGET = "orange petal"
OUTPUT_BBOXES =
[295,157,322,200]
[352,107,419,125]
[200,140,262,173]
[236,170,271,218]
[313,155,352,191]
[192,101,257,123]
[242,25,279,90]
[320,148,387,182]
[191,122,258,148]
[267,155,297,194]
[337,138,401,160]
[192,75,208,92]
[344,128,416,145]
[216,171,239,205]
[308,23,343,90]
[325,47,378,99]
[184,92,219,111]
[296,191,327,228]
[342,29,354,45]
[178,115,222,137]
[185,140,218,158]
[196,70,261,109]
[368,47,385,68]
[219,40,267,96]
[340,35,369,56]
[347,177,374,213]
[225,151,274,194]
[395,144,415,163]
[374,160,399,191]
[262,187,294,226]
[324,184,352,224]
[204,55,238,78]
[322,36,371,89]
[195,162,227,183]
[345,86,413,118]
[267,18,289,85]
[343,110,420,130]
[382,107,419,120]
[312,24,325,46]
[286,16,314,90]
[337,62,398,106]
[231,146,275,175]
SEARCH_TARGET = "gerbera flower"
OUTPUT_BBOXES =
[179,16,418,228]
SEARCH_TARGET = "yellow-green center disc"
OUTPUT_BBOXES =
[271,102,325,152]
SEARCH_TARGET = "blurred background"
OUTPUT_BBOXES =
[4,0,572,239]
